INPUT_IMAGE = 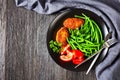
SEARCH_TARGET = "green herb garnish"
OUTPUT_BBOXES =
[49,40,62,53]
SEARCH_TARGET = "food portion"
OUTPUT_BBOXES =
[63,18,84,29]
[60,49,73,62]
[49,13,104,65]
[56,27,69,46]
[60,44,84,64]
[72,50,84,65]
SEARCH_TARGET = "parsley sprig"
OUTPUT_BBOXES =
[49,40,62,53]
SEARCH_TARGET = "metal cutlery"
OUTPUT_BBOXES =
[86,38,117,75]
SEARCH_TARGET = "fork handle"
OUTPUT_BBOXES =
[86,49,103,75]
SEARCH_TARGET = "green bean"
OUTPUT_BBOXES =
[74,15,86,19]
[95,28,99,43]
[84,19,89,26]
[82,13,90,20]
[89,19,95,32]
[71,35,76,39]
[85,39,94,44]
[67,38,77,49]
[92,20,103,42]
[76,38,84,43]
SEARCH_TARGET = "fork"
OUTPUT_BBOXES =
[86,38,118,75]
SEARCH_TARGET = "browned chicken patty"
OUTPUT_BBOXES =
[56,27,69,45]
[63,18,84,29]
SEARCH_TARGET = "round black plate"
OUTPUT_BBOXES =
[47,8,108,71]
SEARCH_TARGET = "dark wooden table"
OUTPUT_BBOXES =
[0,0,96,80]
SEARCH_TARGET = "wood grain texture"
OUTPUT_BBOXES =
[0,0,6,80]
[4,0,97,80]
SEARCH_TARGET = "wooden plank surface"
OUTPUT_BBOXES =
[0,0,97,80]
[0,0,6,80]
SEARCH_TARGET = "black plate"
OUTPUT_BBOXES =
[47,8,108,71]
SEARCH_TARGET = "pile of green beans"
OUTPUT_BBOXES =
[67,14,104,57]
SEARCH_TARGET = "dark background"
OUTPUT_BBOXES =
[0,0,96,80]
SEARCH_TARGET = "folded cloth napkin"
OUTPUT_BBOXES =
[15,0,120,80]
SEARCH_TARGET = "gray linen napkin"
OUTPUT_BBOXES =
[15,0,120,80]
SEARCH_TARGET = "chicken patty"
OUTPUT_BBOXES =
[63,18,84,29]
[56,27,69,45]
